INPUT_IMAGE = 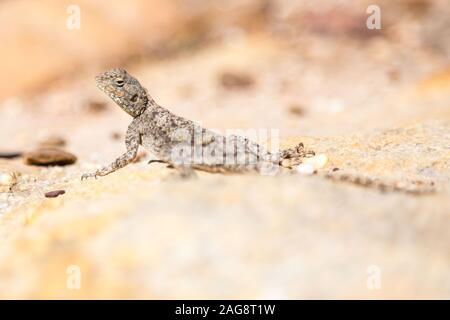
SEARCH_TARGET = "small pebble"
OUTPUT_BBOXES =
[288,104,305,117]
[24,148,77,166]
[302,154,328,169]
[218,71,255,89]
[0,172,18,189]
[87,100,108,113]
[0,151,23,159]
[45,190,65,198]
[296,163,315,175]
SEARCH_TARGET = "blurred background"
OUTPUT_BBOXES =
[0,0,449,299]
[1,0,449,142]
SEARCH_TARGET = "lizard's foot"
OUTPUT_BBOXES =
[81,170,102,181]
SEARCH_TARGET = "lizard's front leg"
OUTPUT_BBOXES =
[81,124,141,180]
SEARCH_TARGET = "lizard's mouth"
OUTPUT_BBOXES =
[95,78,107,92]
[95,74,104,84]
[94,72,109,88]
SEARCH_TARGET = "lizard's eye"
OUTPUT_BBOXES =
[114,78,125,87]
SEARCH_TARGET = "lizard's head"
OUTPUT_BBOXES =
[95,68,149,117]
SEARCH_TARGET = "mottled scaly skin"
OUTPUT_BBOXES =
[81,68,312,180]
[80,69,436,195]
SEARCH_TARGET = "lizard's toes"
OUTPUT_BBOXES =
[81,172,97,181]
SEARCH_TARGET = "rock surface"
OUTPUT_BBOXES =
[0,122,449,299]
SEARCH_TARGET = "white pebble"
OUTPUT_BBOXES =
[0,173,16,186]
[303,154,328,169]
[0,172,18,191]
[296,163,315,175]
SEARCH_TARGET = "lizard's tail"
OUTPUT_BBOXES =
[276,143,436,195]
[322,168,436,195]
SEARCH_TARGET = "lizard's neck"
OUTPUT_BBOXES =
[146,94,157,108]
[121,93,157,118]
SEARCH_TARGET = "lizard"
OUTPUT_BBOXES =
[80,68,436,195]
[81,68,314,180]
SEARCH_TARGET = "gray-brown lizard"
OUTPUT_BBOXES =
[81,68,313,180]
[81,68,436,195]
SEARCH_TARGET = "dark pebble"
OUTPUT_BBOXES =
[218,71,255,89]
[45,190,65,198]
[288,104,305,117]
[24,148,77,166]
[87,100,108,113]
[0,151,23,159]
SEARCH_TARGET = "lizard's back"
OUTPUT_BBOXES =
[138,105,277,173]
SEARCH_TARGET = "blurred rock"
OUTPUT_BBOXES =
[85,101,109,114]
[0,151,22,159]
[218,71,255,90]
[287,104,305,116]
[0,0,272,101]
[24,148,77,166]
